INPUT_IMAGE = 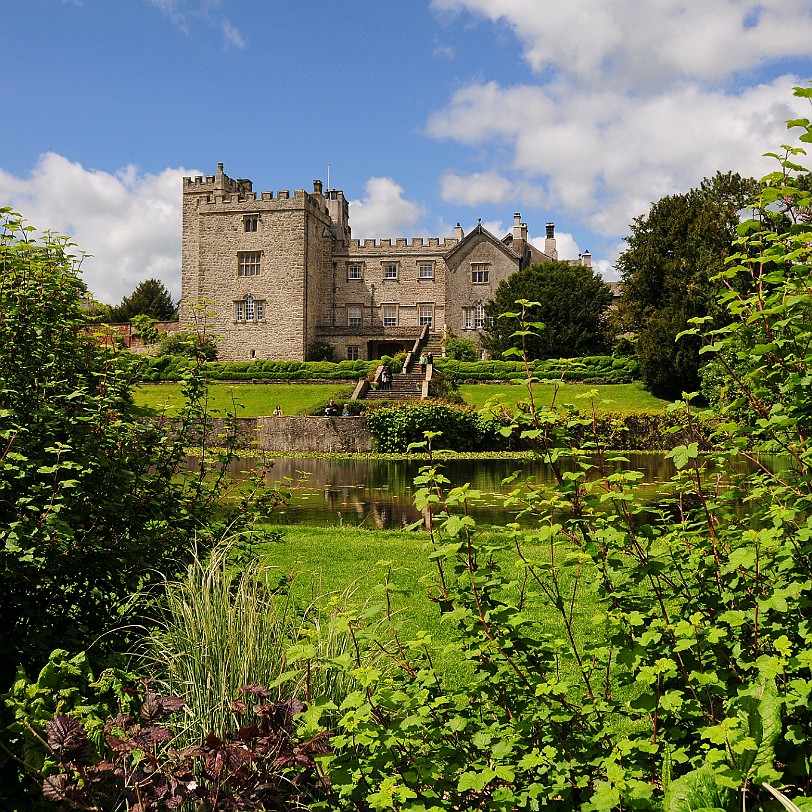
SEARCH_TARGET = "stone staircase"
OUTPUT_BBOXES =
[423,331,444,360]
[363,369,425,401]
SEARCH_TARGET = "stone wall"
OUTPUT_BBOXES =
[196,415,373,453]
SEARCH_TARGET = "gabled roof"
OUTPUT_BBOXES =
[444,221,521,262]
[502,233,554,264]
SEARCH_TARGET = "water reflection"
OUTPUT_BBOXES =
[193,453,772,530]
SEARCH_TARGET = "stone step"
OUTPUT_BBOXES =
[364,391,422,400]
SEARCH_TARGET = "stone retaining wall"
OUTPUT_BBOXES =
[199,416,373,453]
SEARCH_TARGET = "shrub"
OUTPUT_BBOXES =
[365,402,505,452]
[434,355,639,383]
[130,313,158,345]
[158,329,218,360]
[308,340,335,361]
[443,332,479,361]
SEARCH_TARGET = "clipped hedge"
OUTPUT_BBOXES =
[138,357,378,382]
[434,355,639,383]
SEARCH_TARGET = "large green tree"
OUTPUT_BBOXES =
[481,260,614,360]
[110,277,176,322]
[0,212,212,682]
[616,171,760,398]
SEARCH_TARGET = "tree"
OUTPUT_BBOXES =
[481,260,613,359]
[110,277,176,322]
[616,171,760,398]
[0,211,215,683]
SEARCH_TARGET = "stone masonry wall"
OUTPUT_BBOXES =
[196,415,373,453]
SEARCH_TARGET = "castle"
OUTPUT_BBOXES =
[180,164,591,361]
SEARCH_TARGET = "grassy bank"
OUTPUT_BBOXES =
[134,382,354,416]
[458,381,672,414]
[134,380,672,417]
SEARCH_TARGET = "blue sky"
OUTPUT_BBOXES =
[2,0,811,303]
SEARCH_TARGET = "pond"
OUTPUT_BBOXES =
[201,453,772,530]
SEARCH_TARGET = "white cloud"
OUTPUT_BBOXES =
[428,75,809,236]
[427,1,812,270]
[348,177,426,239]
[440,170,543,208]
[0,154,191,304]
[431,0,812,90]
[148,0,245,49]
[220,19,245,49]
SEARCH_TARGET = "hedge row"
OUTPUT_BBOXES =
[364,401,713,453]
[138,357,378,382]
[434,355,639,383]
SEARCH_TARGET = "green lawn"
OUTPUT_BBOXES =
[258,524,599,680]
[458,381,672,414]
[135,380,671,417]
[134,383,355,417]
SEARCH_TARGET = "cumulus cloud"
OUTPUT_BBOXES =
[430,75,807,236]
[426,0,812,248]
[0,154,191,304]
[440,170,543,209]
[348,177,426,239]
[431,0,812,89]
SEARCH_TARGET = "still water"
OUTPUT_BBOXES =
[206,453,767,530]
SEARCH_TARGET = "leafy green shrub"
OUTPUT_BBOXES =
[0,209,250,685]
[131,313,158,345]
[365,402,506,452]
[158,328,218,360]
[308,340,335,361]
[443,332,479,361]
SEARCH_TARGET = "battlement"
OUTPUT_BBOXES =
[345,236,459,251]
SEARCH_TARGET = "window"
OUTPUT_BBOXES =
[347,305,362,327]
[383,305,397,327]
[471,263,490,284]
[475,302,485,329]
[235,295,265,323]
[243,214,258,232]
[238,251,261,277]
[418,304,434,327]
[347,345,360,361]
[418,263,434,279]
[464,303,486,329]
[348,263,363,280]
[384,263,398,279]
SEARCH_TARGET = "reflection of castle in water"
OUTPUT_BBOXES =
[197,453,742,530]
